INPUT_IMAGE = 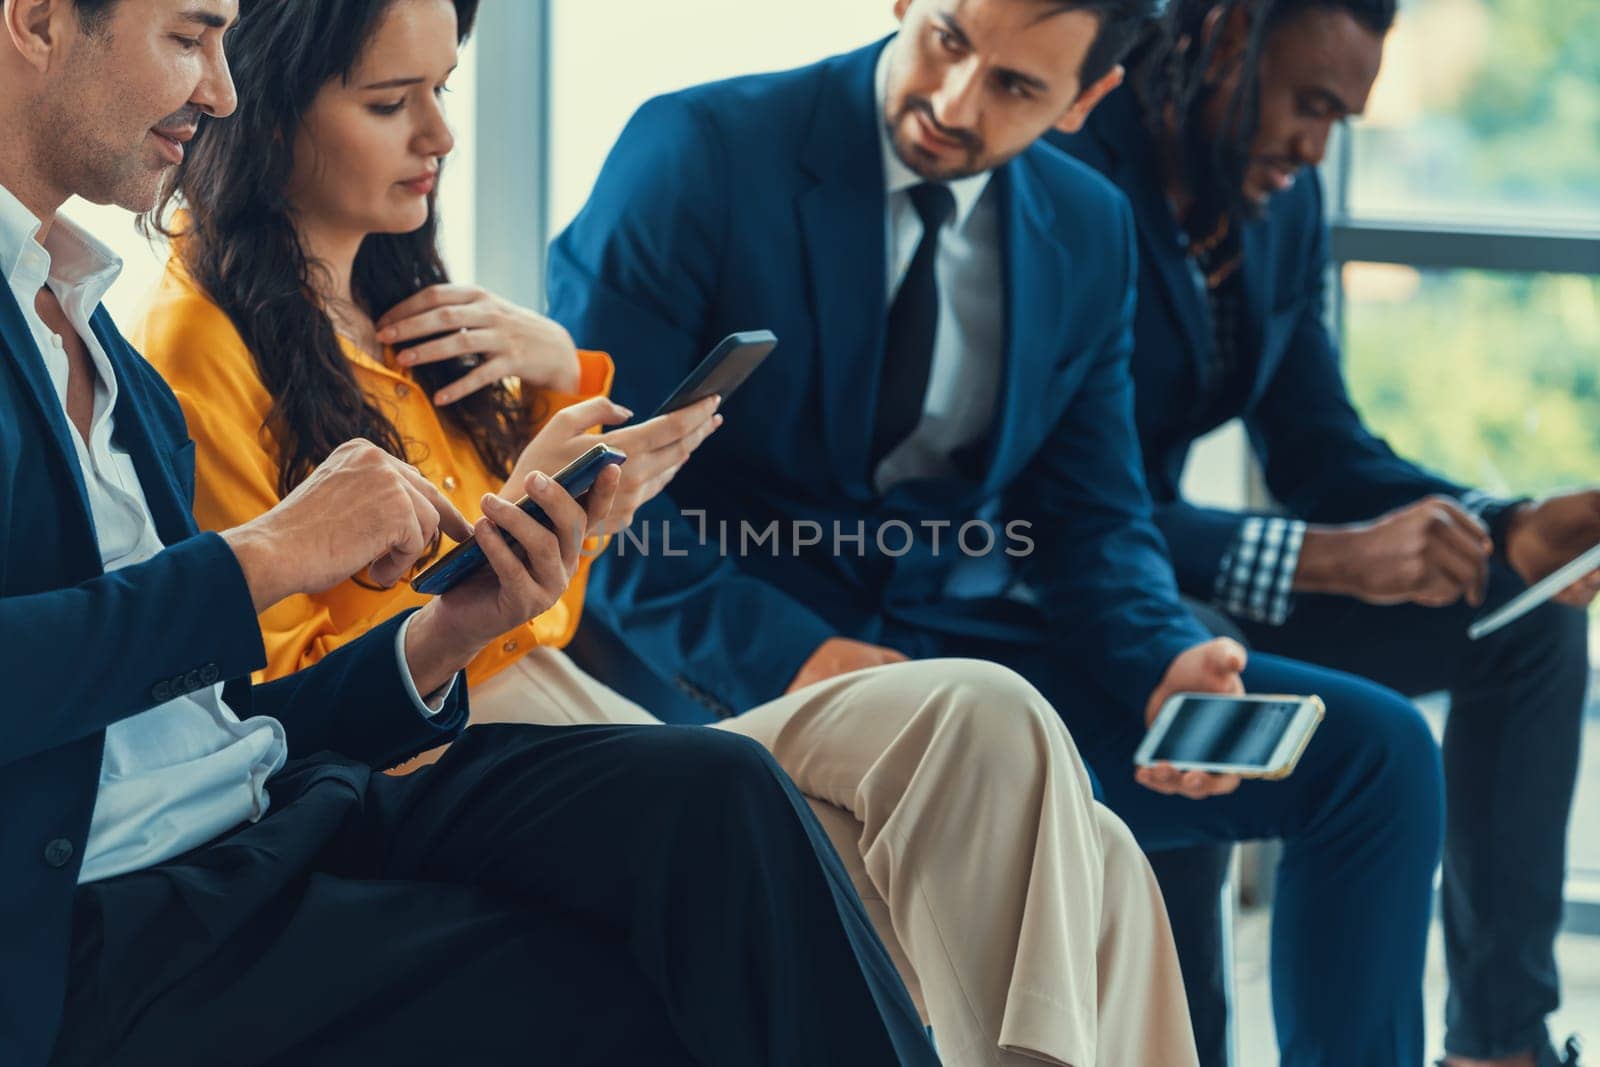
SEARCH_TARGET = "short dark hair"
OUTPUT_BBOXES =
[71,0,120,34]
[1034,0,1164,88]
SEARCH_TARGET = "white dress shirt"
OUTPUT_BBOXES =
[873,41,1005,492]
[0,183,445,885]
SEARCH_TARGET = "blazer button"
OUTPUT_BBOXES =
[151,680,173,702]
[200,664,220,685]
[44,838,74,868]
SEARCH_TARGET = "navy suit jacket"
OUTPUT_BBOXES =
[0,285,468,1062]
[548,40,1207,718]
[1050,90,1463,597]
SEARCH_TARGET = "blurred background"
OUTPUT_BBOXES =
[66,1,1598,1059]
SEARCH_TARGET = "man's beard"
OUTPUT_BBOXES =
[886,98,986,182]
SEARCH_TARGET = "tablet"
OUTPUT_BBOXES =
[1468,540,1600,640]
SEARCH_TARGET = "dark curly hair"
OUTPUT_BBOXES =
[146,0,533,498]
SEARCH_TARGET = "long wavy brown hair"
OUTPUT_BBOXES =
[146,0,531,498]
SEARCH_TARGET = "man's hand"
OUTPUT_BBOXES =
[787,637,909,693]
[221,440,474,613]
[1136,637,1248,800]
[1296,495,1492,608]
[1505,490,1600,608]
[404,464,622,694]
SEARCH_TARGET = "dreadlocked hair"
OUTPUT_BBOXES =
[1130,0,1396,234]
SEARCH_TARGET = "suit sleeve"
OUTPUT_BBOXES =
[242,611,467,770]
[1011,198,1210,719]
[0,532,269,769]
[1246,178,1465,524]
[547,94,834,710]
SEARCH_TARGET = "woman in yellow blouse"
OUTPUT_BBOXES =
[134,29,716,725]
[134,0,1201,1062]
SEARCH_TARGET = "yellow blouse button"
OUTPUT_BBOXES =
[394,383,411,399]
[443,475,459,491]
[501,639,519,654]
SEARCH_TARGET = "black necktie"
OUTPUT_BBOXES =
[872,182,956,467]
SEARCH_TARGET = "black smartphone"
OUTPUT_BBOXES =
[650,330,778,418]
[410,443,627,596]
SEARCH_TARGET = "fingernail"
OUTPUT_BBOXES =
[434,392,450,405]
[377,327,395,341]
[533,472,550,491]
[615,404,633,417]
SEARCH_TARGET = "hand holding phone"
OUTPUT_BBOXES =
[411,444,627,596]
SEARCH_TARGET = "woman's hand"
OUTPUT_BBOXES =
[503,394,723,531]
[375,284,582,403]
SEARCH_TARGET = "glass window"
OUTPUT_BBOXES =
[548,0,897,234]
[1346,0,1600,228]
[1342,263,1600,875]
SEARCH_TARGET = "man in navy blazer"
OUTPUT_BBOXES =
[549,0,1446,1061]
[1052,1,1593,1063]
[0,2,941,1064]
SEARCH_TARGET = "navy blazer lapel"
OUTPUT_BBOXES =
[1086,92,1211,377]
[797,42,891,500]
[983,158,1072,493]
[1237,217,1276,409]
[0,283,93,529]
[90,310,197,547]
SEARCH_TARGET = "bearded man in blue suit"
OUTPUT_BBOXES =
[549,0,1447,1062]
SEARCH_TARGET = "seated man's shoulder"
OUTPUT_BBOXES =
[1014,140,1136,245]
[634,50,852,156]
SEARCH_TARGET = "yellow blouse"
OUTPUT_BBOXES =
[134,256,614,688]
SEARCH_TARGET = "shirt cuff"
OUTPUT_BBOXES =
[1213,516,1307,626]
[394,613,459,718]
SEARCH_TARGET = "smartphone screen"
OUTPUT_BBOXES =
[1148,697,1304,767]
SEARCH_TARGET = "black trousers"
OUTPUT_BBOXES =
[52,723,936,1066]
[1237,561,1589,1060]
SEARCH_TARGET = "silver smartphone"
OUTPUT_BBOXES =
[1134,693,1326,780]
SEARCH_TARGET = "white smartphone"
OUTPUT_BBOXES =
[1134,693,1326,780]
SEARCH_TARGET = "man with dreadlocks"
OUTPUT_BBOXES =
[1053,2,1592,1066]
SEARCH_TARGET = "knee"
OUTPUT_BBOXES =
[1516,599,1590,684]
[1474,571,1590,689]
[648,726,789,805]
[1335,684,1444,843]
[904,659,1086,789]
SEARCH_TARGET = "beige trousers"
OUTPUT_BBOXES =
[473,648,1198,1067]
